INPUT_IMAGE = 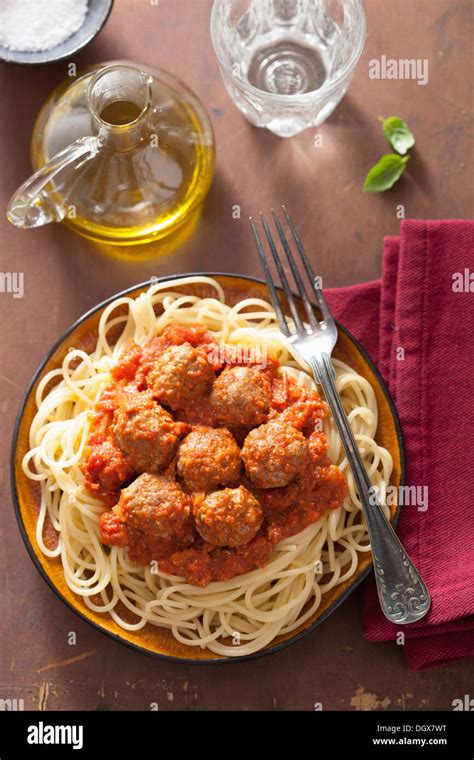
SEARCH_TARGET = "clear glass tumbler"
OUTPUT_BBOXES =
[210,0,366,137]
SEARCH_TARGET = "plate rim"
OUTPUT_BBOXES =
[10,272,406,665]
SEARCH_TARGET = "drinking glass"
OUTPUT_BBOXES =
[211,0,366,137]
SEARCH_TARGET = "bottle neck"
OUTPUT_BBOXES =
[88,64,153,150]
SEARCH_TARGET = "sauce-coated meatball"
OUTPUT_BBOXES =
[177,427,241,491]
[210,366,271,428]
[83,437,134,504]
[242,421,307,488]
[148,342,214,410]
[117,473,193,543]
[193,486,263,547]
[113,391,184,473]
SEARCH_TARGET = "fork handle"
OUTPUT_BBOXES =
[307,353,431,625]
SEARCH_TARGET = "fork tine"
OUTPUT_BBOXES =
[271,209,320,334]
[259,213,304,334]
[282,205,333,324]
[250,218,290,337]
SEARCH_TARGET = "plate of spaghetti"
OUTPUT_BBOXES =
[12,274,404,661]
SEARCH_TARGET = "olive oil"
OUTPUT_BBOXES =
[26,63,215,245]
[99,100,143,125]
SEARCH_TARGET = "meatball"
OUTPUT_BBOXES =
[242,421,307,488]
[148,342,214,410]
[113,391,184,473]
[83,437,134,504]
[117,473,193,543]
[210,366,271,428]
[177,427,241,491]
[193,486,263,547]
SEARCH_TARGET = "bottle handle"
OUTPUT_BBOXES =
[7,136,103,229]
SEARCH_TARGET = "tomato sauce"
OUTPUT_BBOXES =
[82,324,348,587]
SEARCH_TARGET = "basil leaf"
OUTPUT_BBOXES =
[363,154,410,193]
[382,116,415,155]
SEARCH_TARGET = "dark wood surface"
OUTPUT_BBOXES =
[0,0,472,711]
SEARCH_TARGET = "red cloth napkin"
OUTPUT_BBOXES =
[325,219,474,670]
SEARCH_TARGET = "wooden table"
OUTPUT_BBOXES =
[1,0,472,711]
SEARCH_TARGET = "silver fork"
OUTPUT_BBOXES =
[251,207,430,625]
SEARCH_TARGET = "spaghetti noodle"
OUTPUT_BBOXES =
[23,276,393,656]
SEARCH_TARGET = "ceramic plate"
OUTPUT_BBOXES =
[11,274,405,662]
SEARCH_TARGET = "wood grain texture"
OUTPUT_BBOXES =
[0,0,473,710]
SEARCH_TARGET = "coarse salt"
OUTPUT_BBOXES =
[0,0,89,53]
